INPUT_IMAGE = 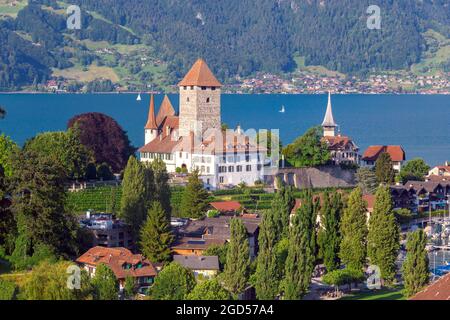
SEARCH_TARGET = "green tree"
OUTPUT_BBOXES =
[0,134,19,178]
[91,264,119,300]
[187,279,231,300]
[151,159,171,215]
[24,260,92,300]
[322,268,364,293]
[402,230,429,297]
[282,206,315,300]
[223,218,250,296]
[255,208,280,300]
[124,275,136,299]
[180,170,209,219]
[10,149,79,264]
[339,187,368,272]
[120,156,146,236]
[282,126,330,167]
[151,262,196,300]
[318,192,342,272]
[24,129,93,180]
[0,279,17,300]
[140,202,174,263]
[96,162,115,180]
[375,152,395,185]
[356,167,378,195]
[367,186,400,285]
[204,243,228,270]
[398,158,430,184]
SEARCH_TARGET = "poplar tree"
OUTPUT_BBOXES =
[402,230,429,297]
[282,206,314,300]
[151,159,171,215]
[339,187,368,272]
[140,202,174,263]
[367,186,400,285]
[223,218,250,296]
[254,209,279,300]
[180,170,209,219]
[120,156,146,236]
[91,264,119,300]
[375,152,395,185]
[319,192,342,272]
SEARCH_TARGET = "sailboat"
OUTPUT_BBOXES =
[136,93,142,101]
[279,105,285,113]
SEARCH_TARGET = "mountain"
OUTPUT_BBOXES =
[0,0,449,90]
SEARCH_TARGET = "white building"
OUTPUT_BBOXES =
[139,59,268,189]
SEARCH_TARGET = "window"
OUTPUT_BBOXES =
[201,86,207,90]
[228,166,234,172]
[219,176,224,183]
[187,97,190,102]
[211,87,216,91]
[246,155,250,162]
[191,86,194,90]
[237,165,242,172]
[246,165,252,172]
[206,97,210,103]
[183,86,187,90]
[257,164,262,171]
[206,167,210,173]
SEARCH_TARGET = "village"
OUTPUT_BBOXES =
[0,59,449,302]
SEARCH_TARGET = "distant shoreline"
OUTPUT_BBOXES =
[0,91,449,95]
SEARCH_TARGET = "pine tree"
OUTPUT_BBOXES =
[367,186,400,285]
[120,156,146,236]
[254,209,280,300]
[282,206,315,300]
[151,159,171,215]
[223,218,250,296]
[402,230,429,297]
[180,170,209,219]
[375,152,395,185]
[339,187,368,272]
[356,167,378,195]
[319,192,342,272]
[140,202,174,263]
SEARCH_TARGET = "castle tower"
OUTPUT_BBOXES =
[178,59,222,137]
[144,94,158,144]
[322,91,337,137]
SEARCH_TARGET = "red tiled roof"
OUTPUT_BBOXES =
[362,145,405,162]
[139,134,182,154]
[178,59,222,87]
[145,94,158,129]
[411,273,450,300]
[156,95,176,126]
[322,135,357,151]
[362,194,375,212]
[210,201,242,212]
[76,246,157,280]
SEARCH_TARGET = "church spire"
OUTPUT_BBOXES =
[145,94,158,129]
[322,91,337,137]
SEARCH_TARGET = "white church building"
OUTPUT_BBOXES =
[139,59,270,189]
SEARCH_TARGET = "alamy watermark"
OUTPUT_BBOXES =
[67,5,81,30]
[367,5,381,30]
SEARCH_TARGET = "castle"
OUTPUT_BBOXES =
[139,59,267,189]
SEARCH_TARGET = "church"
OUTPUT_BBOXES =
[321,93,361,166]
[139,59,267,189]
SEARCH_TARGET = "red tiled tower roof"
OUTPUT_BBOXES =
[145,94,158,129]
[156,95,176,126]
[178,58,222,87]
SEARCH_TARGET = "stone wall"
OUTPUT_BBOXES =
[265,165,357,189]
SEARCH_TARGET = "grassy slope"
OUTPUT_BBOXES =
[340,287,405,300]
[0,0,27,18]
[411,30,450,76]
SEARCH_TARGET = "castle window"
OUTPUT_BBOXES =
[187,97,190,102]
[211,87,216,91]
[206,97,210,103]
[191,86,194,90]
[246,165,252,172]
[201,86,206,90]
[183,86,187,90]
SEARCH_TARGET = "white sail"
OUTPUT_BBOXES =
[136,93,142,101]
[279,105,285,113]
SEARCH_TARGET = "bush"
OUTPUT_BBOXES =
[0,279,17,300]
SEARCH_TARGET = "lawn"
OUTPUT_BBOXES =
[340,287,405,300]
[0,0,28,18]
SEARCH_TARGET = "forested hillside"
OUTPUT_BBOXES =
[0,0,449,90]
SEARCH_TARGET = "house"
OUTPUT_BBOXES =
[173,255,220,279]
[410,273,450,300]
[139,59,269,189]
[76,246,157,292]
[361,145,406,172]
[403,180,450,213]
[362,194,375,220]
[79,211,134,249]
[173,215,261,259]
[171,237,226,256]
[428,162,450,177]
[209,201,242,215]
[321,92,360,166]
[46,80,58,91]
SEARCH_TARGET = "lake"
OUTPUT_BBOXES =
[0,93,448,166]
